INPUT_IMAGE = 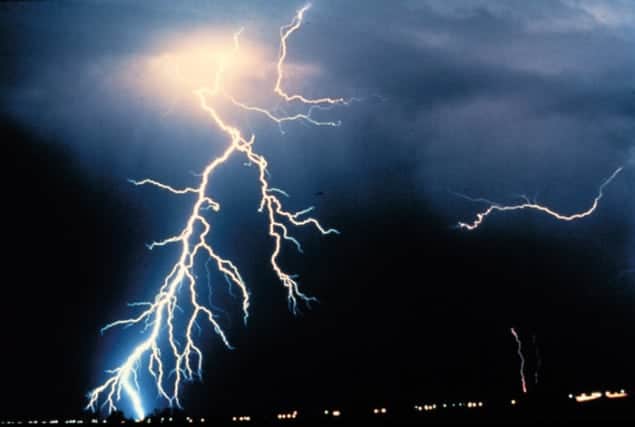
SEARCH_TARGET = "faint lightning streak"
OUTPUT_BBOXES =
[457,167,623,230]
[510,327,528,394]
[87,7,343,419]
[533,334,541,386]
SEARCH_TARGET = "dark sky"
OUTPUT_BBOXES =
[1,0,634,420]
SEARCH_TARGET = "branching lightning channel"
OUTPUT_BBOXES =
[224,3,348,130]
[87,4,344,419]
[510,327,528,395]
[457,167,623,230]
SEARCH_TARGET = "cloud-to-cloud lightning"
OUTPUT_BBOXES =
[457,167,623,230]
[87,4,344,419]
[510,327,528,395]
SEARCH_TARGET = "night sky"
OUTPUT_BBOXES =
[1,0,634,420]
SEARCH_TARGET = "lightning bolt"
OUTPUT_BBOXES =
[510,327,528,395]
[457,167,623,230]
[533,334,541,386]
[87,4,345,419]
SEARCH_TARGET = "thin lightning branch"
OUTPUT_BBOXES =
[457,167,623,230]
[533,334,541,386]
[510,327,528,395]
[87,5,344,419]
[128,178,201,196]
[274,4,343,105]
[226,95,342,127]
[225,3,351,130]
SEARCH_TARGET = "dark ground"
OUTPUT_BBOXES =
[2,393,633,425]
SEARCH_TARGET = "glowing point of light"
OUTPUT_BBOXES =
[458,167,623,230]
[88,4,346,418]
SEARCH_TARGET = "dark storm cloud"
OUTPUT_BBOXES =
[294,0,635,221]
[1,0,633,267]
[1,0,633,251]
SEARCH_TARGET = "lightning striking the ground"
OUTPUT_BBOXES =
[510,327,528,395]
[87,4,346,419]
[457,167,623,230]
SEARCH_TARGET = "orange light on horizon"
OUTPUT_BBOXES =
[575,392,602,403]
[605,390,628,399]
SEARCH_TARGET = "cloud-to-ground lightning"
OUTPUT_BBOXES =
[87,4,346,419]
[510,327,528,395]
[457,167,623,230]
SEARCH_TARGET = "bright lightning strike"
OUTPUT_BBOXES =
[87,4,345,419]
[457,167,623,230]
[510,327,528,395]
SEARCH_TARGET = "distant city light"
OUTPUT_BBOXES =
[276,411,298,420]
[575,392,602,403]
[605,390,628,399]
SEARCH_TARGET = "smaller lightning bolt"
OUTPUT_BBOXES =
[510,327,528,394]
[533,334,541,386]
[457,167,623,230]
